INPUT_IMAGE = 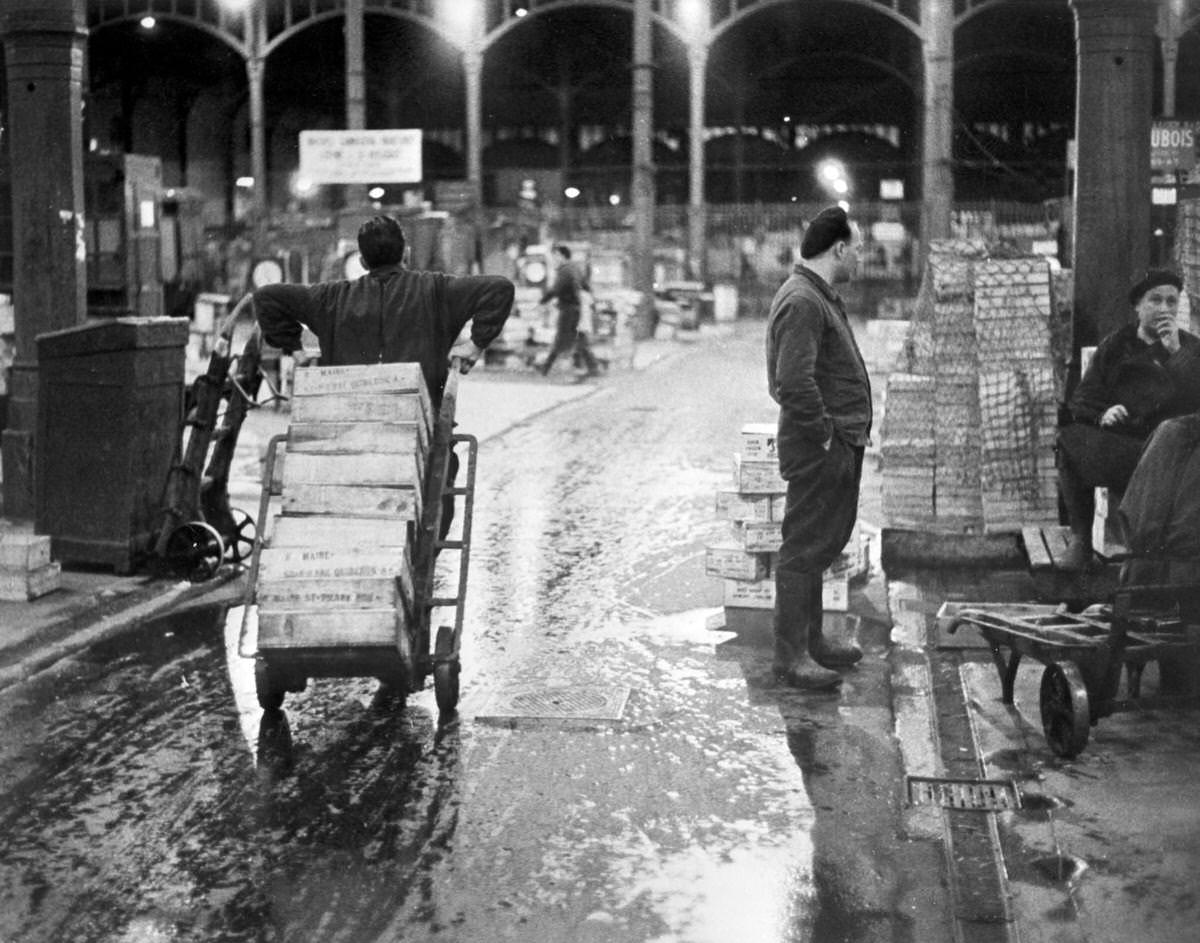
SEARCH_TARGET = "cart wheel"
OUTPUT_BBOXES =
[433,625,460,715]
[255,657,285,711]
[1040,662,1091,759]
[164,522,226,582]
[225,507,257,564]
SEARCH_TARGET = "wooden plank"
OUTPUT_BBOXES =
[292,392,427,426]
[1022,526,1053,569]
[258,547,408,581]
[288,421,426,456]
[257,576,399,610]
[1043,525,1071,563]
[282,483,420,519]
[292,362,424,396]
[281,451,420,488]
[257,608,403,648]
[268,515,410,548]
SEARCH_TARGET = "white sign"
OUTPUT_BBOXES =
[299,129,423,184]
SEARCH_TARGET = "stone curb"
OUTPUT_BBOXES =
[0,570,243,693]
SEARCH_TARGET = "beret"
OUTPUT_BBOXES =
[800,206,852,260]
[1128,268,1183,305]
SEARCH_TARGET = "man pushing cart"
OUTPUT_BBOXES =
[237,216,514,711]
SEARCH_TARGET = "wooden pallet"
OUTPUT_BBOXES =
[1021,524,1120,603]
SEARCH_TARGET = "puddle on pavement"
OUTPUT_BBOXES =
[1030,852,1089,886]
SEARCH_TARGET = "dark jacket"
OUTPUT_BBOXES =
[540,261,588,313]
[254,263,514,405]
[1069,323,1200,436]
[766,266,872,479]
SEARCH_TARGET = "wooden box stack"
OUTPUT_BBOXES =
[881,240,1064,535]
[255,363,431,651]
[705,423,859,623]
[0,522,61,602]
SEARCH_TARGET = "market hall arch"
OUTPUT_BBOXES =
[82,0,1196,262]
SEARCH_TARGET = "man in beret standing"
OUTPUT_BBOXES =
[766,206,872,689]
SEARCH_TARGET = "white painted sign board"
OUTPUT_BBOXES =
[299,129,423,184]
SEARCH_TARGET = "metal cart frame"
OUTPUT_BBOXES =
[153,317,284,582]
[938,583,1200,758]
[240,363,477,715]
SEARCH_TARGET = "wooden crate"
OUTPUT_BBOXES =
[257,362,432,651]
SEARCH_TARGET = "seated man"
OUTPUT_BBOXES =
[1057,269,1200,570]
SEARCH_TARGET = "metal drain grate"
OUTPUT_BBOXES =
[907,776,1021,811]
[475,684,631,725]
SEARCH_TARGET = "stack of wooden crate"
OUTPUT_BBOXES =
[974,258,1060,531]
[255,363,430,650]
[881,240,1063,535]
[0,523,60,601]
[705,423,862,626]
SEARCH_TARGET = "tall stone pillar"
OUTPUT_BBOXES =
[631,0,656,339]
[246,3,268,247]
[687,43,708,282]
[344,0,366,207]
[464,44,484,212]
[920,0,953,248]
[1070,0,1157,349]
[0,0,87,521]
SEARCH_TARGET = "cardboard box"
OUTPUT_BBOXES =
[0,561,61,601]
[733,453,787,494]
[740,423,777,461]
[737,520,783,552]
[724,577,775,609]
[705,543,770,581]
[715,488,777,522]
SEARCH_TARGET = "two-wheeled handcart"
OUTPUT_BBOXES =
[240,358,476,715]
[937,582,1200,758]
[151,301,285,582]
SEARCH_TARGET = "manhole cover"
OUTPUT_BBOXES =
[475,685,631,725]
[907,776,1021,811]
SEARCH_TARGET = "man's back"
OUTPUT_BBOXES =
[255,262,514,405]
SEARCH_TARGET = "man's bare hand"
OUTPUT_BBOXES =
[449,340,484,373]
[292,347,315,368]
[1156,315,1181,354]
[1100,404,1129,427]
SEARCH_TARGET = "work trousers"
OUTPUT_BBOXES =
[1056,423,1147,535]
[774,436,863,640]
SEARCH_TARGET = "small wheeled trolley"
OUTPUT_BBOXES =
[240,359,476,715]
[152,313,285,582]
[937,583,1200,758]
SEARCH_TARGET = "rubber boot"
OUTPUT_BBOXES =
[805,571,862,667]
[1056,454,1094,572]
[773,571,842,690]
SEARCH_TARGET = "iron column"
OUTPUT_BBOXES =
[1070,0,1158,349]
[0,0,87,520]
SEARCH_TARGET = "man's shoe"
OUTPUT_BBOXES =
[772,653,842,690]
[1058,534,1092,572]
[811,639,863,668]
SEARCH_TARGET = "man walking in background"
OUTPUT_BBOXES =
[539,243,601,379]
[766,206,873,690]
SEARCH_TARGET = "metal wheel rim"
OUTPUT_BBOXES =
[1040,662,1091,758]
[225,507,257,563]
[164,521,225,582]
